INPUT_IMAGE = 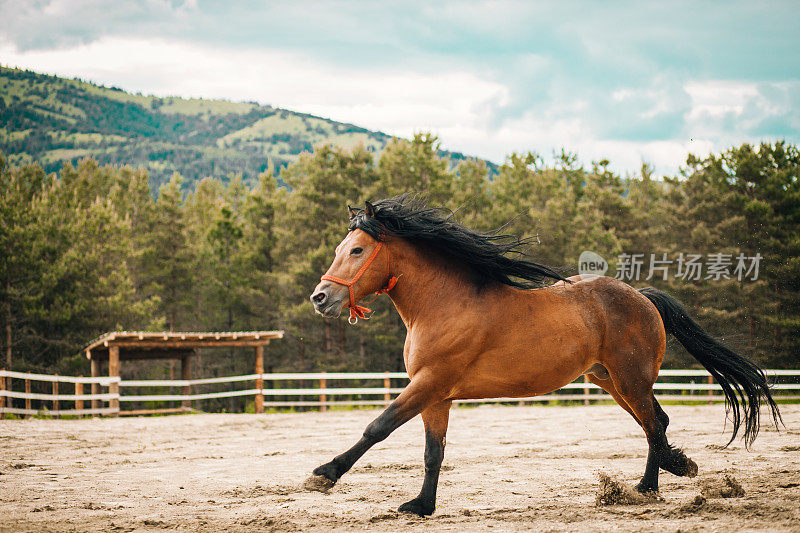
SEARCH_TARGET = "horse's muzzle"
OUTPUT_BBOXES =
[311,283,344,318]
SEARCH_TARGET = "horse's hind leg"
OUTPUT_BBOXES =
[398,400,452,516]
[590,377,697,480]
[609,381,669,494]
[652,394,669,429]
[653,394,697,478]
[586,374,640,425]
[614,386,699,492]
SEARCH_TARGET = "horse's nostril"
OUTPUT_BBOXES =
[312,292,327,304]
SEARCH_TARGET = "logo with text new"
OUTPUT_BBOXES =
[578,251,608,276]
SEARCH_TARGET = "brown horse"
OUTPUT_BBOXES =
[305,195,780,516]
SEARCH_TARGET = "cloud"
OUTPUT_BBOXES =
[685,80,800,141]
[0,36,509,139]
[1,1,798,175]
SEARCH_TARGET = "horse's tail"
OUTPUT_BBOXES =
[639,287,781,447]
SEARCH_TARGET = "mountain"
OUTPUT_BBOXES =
[0,66,492,191]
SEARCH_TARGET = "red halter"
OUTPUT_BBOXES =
[321,241,398,324]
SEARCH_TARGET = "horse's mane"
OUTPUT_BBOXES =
[348,194,567,289]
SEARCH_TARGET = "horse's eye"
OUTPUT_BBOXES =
[351,247,363,255]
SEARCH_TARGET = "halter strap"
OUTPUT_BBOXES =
[321,241,398,324]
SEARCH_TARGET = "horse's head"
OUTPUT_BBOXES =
[310,202,396,322]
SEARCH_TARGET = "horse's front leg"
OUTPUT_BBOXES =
[398,400,451,516]
[303,374,444,492]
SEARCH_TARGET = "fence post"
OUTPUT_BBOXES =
[254,345,264,414]
[181,354,192,411]
[90,357,100,411]
[583,374,590,405]
[109,344,120,416]
[25,378,31,417]
[319,372,327,412]
[75,378,84,415]
[707,374,713,405]
[384,372,391,404]
[52,376,59,417]
[0,372,5,419]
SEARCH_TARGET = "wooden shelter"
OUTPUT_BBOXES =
[85,330,283,415]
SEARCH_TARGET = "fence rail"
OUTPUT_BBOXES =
[0,371,120,417]
[1,369,798,418]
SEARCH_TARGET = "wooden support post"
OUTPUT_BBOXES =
[383,372,391,404]
[109,344,120,416]
[0,372,5,419]
[583,374,590,406]
[181,353,192,411]
[319,372,327,412]
[75,378,84,415]
[254,345,264,414]
[169,359,176,409]
[707,374,714,405]
[24,378,31,417]
[52,377,59,417]
[90,358,100,411]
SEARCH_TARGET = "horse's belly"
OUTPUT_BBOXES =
[449,368,583,400]
[448,337,596,400]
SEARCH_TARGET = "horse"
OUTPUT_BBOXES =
[304,195,781,516]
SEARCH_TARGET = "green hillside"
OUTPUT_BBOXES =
[0,66,486,190]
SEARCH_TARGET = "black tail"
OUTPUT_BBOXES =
[640,287,781,447]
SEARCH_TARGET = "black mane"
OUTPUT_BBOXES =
[349,194,567,289]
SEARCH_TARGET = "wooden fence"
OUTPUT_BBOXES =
[0,370,119,417]
[2,369,799,418]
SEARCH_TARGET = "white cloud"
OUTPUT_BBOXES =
[1,30,797,176]
[683,80,800,147]
[685,80,760,119]
[0,36,509,144]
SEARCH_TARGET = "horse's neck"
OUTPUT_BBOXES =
[386,239,473,328]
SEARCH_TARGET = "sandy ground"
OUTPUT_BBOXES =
[1,404,799,532]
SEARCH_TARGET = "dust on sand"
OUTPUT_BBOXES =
[595,472,662,505]
[302,474,335,493]
[701,474,746,498]
[1,404,799,532]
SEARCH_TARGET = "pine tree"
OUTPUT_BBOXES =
[376,133,452,203]
[143,173,192,331]
[0,155,47,368]
[665,142,800,366]
[183,177,224,330]
[275,144,386,370]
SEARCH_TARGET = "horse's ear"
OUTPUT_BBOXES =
[364,200,375,218]
[348,205,358,220]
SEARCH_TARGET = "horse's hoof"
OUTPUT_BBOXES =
[398,497,434,517]
[683,457,698,478]
[661,447,698,478]
[302,474,336,493]
[634,482,661,499]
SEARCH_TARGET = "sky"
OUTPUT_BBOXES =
[1,0,799,175]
